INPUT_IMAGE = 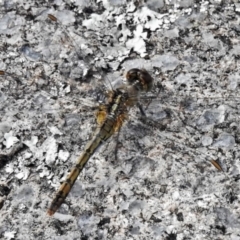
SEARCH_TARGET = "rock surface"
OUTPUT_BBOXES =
[0,1,240,239]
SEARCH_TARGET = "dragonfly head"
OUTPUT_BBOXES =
[125,68,153,92]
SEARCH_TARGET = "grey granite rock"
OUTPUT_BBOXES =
[0,1,240,239]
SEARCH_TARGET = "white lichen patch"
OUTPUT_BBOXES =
[42,137,58,165]
[3,131,19,149]
[3,231,16,240]
[126,25,147,57]
[58,149,70,162]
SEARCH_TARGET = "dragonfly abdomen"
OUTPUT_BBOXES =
[47,92,128,215]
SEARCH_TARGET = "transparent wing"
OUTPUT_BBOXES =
[0,68,100,174]
[134,81,240,170]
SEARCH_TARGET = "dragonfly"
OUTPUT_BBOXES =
[47,67,155,216]
[0,12,237,218]
[45,15,225,215]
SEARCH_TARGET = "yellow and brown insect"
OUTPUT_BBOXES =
[47,68,154,216]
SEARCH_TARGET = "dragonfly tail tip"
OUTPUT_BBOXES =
[47,209,55,216]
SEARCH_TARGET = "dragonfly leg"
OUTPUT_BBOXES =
[137,102,146,117]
